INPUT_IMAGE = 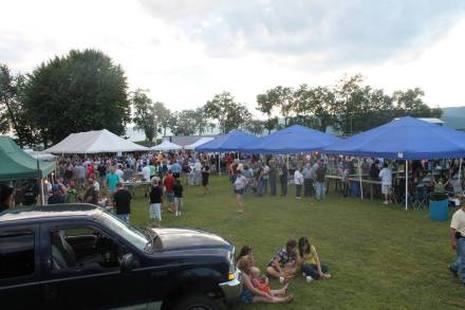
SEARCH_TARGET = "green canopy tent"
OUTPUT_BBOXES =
[0,136,55,182]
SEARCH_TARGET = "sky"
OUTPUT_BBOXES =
[2,0,465,117]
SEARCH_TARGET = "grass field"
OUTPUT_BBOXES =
[129,176,464,309]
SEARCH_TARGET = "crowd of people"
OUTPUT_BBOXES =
[235,237,332,305]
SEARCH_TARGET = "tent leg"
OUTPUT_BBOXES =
[405,160,408,211]
[218,153,221,176]
[358,158,363,199]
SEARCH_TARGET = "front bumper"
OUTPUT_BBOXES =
[219,270,242,301]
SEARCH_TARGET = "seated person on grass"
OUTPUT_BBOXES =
[297,236,331,282]
[266,239,298,283]
[237,256,293,305]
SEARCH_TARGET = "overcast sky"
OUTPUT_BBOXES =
[2,0,465,116]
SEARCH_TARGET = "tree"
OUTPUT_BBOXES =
[245,119,265,135]
[0,64,39,146]
[131,89,157,143]
[153,101,171,136]
[169,110,198,136]
[22,49,130,146]
[256,86,296,127]
[204,91,251,133]
[392,88,442,118]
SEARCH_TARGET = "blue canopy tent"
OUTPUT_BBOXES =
[196,130,259,152]
[323,116,465,209]
[242,124,341,154]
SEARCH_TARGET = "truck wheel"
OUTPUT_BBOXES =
[173,294,226,310]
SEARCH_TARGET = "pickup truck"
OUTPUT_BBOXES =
[0,204,241,309]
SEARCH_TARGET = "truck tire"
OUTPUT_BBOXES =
[173,294,226,310]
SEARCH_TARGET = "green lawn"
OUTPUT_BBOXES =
[129,176,464,309]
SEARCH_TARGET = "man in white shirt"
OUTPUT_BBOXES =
[378,163,392,205]
[294,168,304,199]
[450,199,465,285]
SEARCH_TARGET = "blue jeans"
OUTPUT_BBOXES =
[314,182,326,200]
[451,237,465,283]
[116,214,130,223]
[257,178,265,196]
[301,263,329,280]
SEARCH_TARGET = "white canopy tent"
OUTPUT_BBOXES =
[44,129,149,154]
[151,140,182,151]
[184,137,215,150]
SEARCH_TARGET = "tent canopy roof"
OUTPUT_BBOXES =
[323,116,465,160]
[151,140,182,151]
[196,130,259,152]
[0,137,55,181]
[184,137,215,150]
[45,129,149,154]
[242,124,341,154]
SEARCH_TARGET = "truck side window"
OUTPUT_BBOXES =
[0,231,35,279]
[50,227,126,272]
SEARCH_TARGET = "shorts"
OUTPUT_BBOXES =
[165,191,174,203]
[381,184,391,195]
[240,287,254,304]
[149,203,162,221]
[202,177,209,186]
[234,189,245,195]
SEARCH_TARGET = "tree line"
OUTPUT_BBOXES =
[0,49,442,147]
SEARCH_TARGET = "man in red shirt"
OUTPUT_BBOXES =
[163,170,176,213]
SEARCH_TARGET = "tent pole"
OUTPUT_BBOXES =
[358,158,364,199]
[218,153,221,176]
[405,160,408,211]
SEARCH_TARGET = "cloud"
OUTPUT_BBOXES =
[139,0,465,65]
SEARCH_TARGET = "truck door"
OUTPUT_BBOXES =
[0,224,42,309]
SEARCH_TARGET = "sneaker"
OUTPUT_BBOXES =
[302,272,306,278]
[449,265,458,277]
[279,276,285,284]
[306,276,313,283]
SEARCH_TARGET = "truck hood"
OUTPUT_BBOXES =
[151,228,232,251]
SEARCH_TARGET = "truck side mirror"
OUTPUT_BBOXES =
[120,253,139,273]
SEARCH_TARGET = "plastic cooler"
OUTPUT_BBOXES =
[429,197,448,221]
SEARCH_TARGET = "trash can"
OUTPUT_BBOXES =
[429,193,448,221]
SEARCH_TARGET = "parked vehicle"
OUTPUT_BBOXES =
[0,204,241,309]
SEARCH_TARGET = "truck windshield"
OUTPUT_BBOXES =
[98,212,148,250]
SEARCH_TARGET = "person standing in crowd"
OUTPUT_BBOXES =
[279,160,288,197]
[234,170,248,214]
[123,164,134,181]
[171,160,182,179]
[149,177,163,227]
[77,162,86,188]
[115,164,124,179]
[48,185,65,204]
[341,167,350,198]
[369,159,381,198]
[163,170,176,213]
[314,160,327,201]
[201,161,210,195]
[106,166,120,194]
[113,182,132,223]
[379,163,392,205]
[0,184,14,212]
[97,161,107,184]
[302,163,313,198]
[269,159,277,196]
[173,178,183,216]
[449,198,465,285]
[294,168,304,199]
[262,161,270,194]
[83,177,98,205]
[142,162,151,181]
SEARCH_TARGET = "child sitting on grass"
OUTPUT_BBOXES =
[237,256,293,305]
